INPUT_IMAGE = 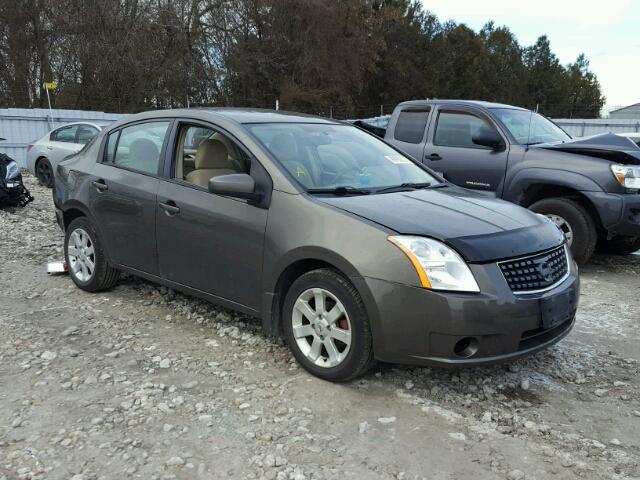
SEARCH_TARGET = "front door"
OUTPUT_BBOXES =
[89,120,172,275]
[156,122,268,311]
[423,107,509,195]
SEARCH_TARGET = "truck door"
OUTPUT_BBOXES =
[422,107,509,195]
[385,106,431,161]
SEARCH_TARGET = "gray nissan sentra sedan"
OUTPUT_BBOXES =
[53,108,579,382]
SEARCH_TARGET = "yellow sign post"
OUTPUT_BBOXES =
[43,81,57,113]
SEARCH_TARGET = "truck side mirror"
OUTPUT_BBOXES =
[472,127,505,151]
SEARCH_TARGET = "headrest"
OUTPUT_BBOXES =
[269,133,298,164]
[195,139,229,169]
[129,138,159,162]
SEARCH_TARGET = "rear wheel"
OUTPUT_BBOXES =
[35,157,54,187]
[597,235,640,255]
[282,269,374,382]
[65,217,119,291]
[529,197,597,265]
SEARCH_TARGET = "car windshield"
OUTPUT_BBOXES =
[247,123,438,192]
[491,108,571,145]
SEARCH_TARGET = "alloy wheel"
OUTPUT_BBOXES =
[546,214,574,246]
[291,288,352,368]
[67,228,96,282]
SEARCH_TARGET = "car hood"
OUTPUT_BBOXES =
[318,187,564,263]
[535,133,640,165]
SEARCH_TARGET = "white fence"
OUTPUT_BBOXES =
[552,118,640,137]
[0,108,125,167]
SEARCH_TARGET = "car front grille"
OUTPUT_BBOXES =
[498,245,569,294]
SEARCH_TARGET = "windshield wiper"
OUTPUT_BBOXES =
[373,182,436,194]
[306,186,371,196]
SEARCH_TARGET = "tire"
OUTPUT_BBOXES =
[596,235,640,255]
[64,217,119,292]
[35,157,54,188]
[529,197,597,265]
[282,268,375,382]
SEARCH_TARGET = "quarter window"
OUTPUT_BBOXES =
[51,126,78,143]
[108,121,170,175]
[394,109,430,144]
[434,111,494,149]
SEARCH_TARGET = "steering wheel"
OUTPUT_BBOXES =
[331,169,363,186]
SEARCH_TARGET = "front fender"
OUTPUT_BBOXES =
[503,167,604,203]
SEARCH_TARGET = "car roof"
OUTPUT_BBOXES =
[113,108,340,126]
[397,99,529,111]
[50,121,103,131]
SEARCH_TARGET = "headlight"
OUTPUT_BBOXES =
[388,236,480,292]
[611,164,640,189]
[5,161,18,181]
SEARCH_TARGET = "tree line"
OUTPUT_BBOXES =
[0,0,605,118]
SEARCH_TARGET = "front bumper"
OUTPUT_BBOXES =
[353,258,579,367]
[584,191,640,237]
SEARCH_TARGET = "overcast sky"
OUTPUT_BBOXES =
[422,0,639,108]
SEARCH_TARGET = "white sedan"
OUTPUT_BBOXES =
[26,122,102,187]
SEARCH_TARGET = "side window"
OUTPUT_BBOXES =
[76,125,99,145]
[51,126,78,143]
[394,108,430,144]
[110,121,170,175]
[434,111,494,149]
[175,124,251,188]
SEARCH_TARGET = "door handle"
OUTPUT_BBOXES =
[91,179,108,192]
[426,153,442,161]
[159,201,180,216]
[46,146,53,150]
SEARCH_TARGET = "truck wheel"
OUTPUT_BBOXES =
[282,268,375,382]
[597,235,640,255]
[529,197,597,265]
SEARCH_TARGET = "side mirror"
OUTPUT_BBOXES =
[472,127,505,150]
[208,173,263,202]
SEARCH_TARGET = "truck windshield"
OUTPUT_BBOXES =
[491,108,571,145]
[247,123,438,192]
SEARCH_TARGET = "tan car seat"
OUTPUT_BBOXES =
[185,138,236,187]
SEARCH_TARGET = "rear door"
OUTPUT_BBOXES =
[386,106,432,160]
[88,120,172,275]
[48,125,84,164]
[423,106,509,195]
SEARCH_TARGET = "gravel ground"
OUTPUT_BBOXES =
[1,174,639,480]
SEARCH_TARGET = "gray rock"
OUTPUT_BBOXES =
[166,456,185,466]
[377,416,396,424]
[507,469,525,480]
[40,350,57,360]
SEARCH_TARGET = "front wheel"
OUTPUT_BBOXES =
[65,217,120,291]
[282,269,374,382]
[529,197,597,265]
[597,235,640,255]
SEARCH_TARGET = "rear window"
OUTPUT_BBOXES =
[394,108,430,144]
[51,126,78,143]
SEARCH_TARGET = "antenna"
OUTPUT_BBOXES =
[526,108,534,149]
